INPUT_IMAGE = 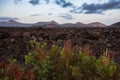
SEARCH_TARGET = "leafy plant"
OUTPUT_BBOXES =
[0,39,119,80]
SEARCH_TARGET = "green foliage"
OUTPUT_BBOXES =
[0,68,8,80]
[10,59,17,63]
[0,39,119,80]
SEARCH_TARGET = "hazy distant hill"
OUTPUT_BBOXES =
[110,22,120,27]
[75,22,87,27]
[61,23,75,27]
[0,19,32,27]
[61,22,88,27]
[87,22,107,27]
[33,21,60,28]
[1,20,120,28]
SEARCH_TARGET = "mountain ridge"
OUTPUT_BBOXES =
[0,19,119,27]
[87,22,107,27]
[0,19,32,27]
[110,22,120,27]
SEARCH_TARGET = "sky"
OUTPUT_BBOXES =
[0,0,120,25]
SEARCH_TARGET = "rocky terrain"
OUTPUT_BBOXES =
[0,27,120,63]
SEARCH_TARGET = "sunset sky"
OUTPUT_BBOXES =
[0,0,120,25]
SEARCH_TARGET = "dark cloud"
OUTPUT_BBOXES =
[29,0,40,5]
[0,17,19,21]
[59,13,73,20]
[71,0,120,14]
[29,0,50,5]
[30,14,41,16]
[55,0,74,8]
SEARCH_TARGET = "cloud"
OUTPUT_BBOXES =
[30,14,41,16]
[29,0,40,5]
[59,13,73,20]
[29,0,50,5]
[48,13,52,15]
[45,0,49,4]
[55,0,74,8]
[14,0,22,4]
[71,0,120,14]
[0,17,19,21]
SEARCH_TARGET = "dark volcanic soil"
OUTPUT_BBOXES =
[0,27,120,63]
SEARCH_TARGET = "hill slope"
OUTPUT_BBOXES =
[87,22,107,27]
[110,22,120,27]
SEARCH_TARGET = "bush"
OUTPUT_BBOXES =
[0,39,119,80]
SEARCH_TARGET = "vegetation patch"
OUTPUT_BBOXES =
[0,39,120,80]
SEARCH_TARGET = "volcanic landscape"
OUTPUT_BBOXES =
[0,21,120,64]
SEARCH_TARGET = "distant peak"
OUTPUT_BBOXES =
[49,21,58,25]
[111,22,120,27]
[75,22,85,25]
[88,22,107,27]
[91,22,103,24]
[8,19,17,23]
[50,20,56,22]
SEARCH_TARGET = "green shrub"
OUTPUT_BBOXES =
[0,39,119,80]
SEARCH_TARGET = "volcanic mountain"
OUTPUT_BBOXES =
[0,19,32,27]
[87,22,107,27]
[61,22,87,27]
[75,22,88,27]
[110,22,120,27]
[33,21,60,28]
[0,20,114,28]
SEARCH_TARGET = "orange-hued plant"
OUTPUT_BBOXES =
[0,39,119,80]
[0,60,22,80]
[64,39,71,68]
